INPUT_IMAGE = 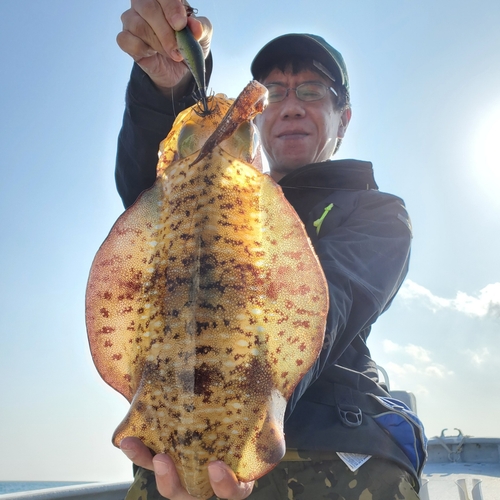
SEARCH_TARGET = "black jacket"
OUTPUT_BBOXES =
[115,64,422,481]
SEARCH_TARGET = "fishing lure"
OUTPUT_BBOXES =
[175,21,209,115]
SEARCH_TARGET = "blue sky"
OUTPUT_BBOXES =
[1,0,499,482]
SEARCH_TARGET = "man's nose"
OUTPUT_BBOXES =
[279,92,306,118]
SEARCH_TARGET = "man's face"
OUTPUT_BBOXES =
[255,68,348,182]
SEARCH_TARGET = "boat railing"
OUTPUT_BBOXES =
[0,481,131,500]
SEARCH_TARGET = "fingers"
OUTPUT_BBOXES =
[156,0,190,31]
[119,442,196,499]
[117,0,213,90]
[120,437,155,471]
[120,442,254,500]
[151,457,254,500]
[135,0,184,59]
[116,28,159,63]
[187,16,213,58]
[119,3,177,61]
[209,461,255,500]
[121,0,193,58]
[151,455,190,499]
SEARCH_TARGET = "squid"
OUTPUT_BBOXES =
[86,29,328,500]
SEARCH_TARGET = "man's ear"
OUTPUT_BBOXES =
[337,107,352,138]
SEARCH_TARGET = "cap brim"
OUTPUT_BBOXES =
[251,34,346,88]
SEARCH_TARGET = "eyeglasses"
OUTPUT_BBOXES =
[265,82,338,103]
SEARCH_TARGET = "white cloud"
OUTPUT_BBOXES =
[381,341,453,393]
[385,360,452,380]
[383,341,432,363]
[386,361,418,375]
[382,339,401,353]
[424,365,447,378]
[464,347,490,366]
[405,344,432,363]
[413,385,429,396]
[399,280,500,318]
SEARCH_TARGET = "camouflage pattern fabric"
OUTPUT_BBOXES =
[125,466,163,500]
[125,456,420,499]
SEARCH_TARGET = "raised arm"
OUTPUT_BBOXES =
[115,0,213,208]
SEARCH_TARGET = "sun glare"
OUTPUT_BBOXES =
[472,101,500,203]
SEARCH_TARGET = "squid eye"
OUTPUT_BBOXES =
[177,122,202,158]
[222,121,258,162]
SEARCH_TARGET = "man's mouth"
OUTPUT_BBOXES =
[277,131,309,139]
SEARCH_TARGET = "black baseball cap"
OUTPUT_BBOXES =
[251,33,349,91]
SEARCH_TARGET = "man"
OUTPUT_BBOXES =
[115,1,425,499]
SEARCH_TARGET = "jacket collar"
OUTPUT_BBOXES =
[278,159,379,191]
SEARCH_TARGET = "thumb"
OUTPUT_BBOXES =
[187,15,213,58]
